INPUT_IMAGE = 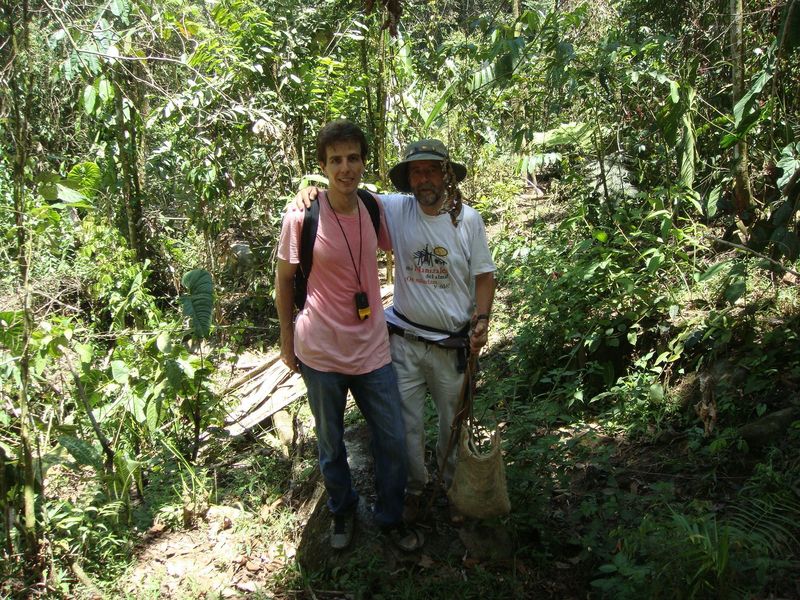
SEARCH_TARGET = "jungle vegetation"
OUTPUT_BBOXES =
[1,0,799,597]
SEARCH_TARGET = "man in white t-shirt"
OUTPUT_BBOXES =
[296,139,496,523]
[382,140,495,522]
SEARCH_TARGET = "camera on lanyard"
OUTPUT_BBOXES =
[355,291,371,320]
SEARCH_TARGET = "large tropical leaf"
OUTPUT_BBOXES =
[58,435,104,472]
[67,161,101,200]
[530,122,595,150]
[180,269,214,339]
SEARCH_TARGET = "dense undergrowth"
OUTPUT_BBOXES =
[486,176,800,597]
[2,0,800,597]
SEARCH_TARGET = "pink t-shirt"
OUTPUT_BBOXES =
[278,191,392,375]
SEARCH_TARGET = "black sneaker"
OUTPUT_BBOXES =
[330,512,355,550]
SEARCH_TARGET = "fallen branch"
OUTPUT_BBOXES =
[70,561,104,600]
[705,235,800,280]
[58,345,115,469]
[224,353,280,393]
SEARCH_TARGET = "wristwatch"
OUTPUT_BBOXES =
[475,313,490,322]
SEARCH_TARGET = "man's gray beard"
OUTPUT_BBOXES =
[415,189,444,208]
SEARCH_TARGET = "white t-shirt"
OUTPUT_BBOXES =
[381,194,496,341]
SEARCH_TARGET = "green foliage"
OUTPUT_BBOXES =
[2,0,800,595]
[67,161,102,201]
[44,499,133,566]
[180,269,214,339]
[592,495,799,598]
[75,217,162,330]
[58,435,104,473]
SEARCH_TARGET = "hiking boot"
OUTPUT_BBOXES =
[387,523,425,552]
[330,512,355,550]
[403,493,423,524]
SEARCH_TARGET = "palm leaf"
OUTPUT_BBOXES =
[726,496,800,554]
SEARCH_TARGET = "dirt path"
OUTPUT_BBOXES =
[118,414,517,598]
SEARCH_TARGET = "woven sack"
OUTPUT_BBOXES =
[447,428,510,519]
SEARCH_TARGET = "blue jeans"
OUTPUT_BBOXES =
[300,361,407,529]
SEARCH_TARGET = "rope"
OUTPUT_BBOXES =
[422,352,478,518]
[438,159,463,227]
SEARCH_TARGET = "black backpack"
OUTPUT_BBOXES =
[293,189,381,309]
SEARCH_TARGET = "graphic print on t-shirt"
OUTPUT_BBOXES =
[407,243,451,289]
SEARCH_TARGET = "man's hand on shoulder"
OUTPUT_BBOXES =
[289,186,320,211]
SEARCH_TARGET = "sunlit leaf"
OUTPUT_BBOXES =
[111,360,130,384]
[74,342,93,366]
[733,69,771,128]
[669,81,679,104]
[67,162,101,201]
[83,84,97,115]
[530,122,594,149]
[146,397,160,434]
[156,331,172,353]
[126,389,146,424]
[776,142,800,189]
[646,253,664,273]
[176,356,196,379]
[706,185,722,218]
[425,81,457,129]
[724,280,747,304]
[58,435,103,472]
[697,260,733,282]
[56,183,91,206]
[649,383,664,401]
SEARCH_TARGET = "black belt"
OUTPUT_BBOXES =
[387,323,470,372]
[388,322,436,345]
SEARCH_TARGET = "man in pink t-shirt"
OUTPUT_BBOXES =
[275,120,419,551]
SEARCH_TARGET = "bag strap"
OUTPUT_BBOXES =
[447,352,478,455]
[423,351,477,518]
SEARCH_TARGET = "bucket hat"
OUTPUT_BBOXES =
[388,139,467,193]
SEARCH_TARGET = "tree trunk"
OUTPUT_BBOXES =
[113,70,143,258]
[375,30,388,184]
[730,0,754,220]
[133,62,149,196]
[0,448,13,555]
[3,0,41,562]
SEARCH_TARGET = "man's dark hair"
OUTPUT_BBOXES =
[316,119,368,165]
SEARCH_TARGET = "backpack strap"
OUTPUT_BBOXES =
[293,200,320,309]
[356,189,381,237]
[299,199,320,280]
[304,190,380,280]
